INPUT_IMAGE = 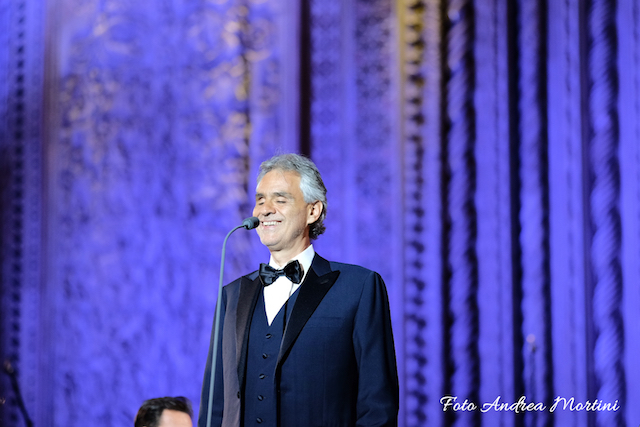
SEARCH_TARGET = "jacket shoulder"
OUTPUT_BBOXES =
[224,270,259,288]
[325,260,383,284]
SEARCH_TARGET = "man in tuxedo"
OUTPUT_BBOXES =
[198,153,398,427]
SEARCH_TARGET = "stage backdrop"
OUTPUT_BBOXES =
[1,0,639,426]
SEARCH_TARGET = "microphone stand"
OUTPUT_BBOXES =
[3,359,34,427]
[205,217,258,427]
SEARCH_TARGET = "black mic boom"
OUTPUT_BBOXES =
[205,216,257,427]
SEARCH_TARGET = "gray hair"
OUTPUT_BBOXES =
[257,153,327,240]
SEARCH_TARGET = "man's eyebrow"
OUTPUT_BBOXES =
[255,191,292,200]
[273,191,293,198]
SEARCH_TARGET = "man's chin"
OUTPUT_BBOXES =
[259,238,281,250]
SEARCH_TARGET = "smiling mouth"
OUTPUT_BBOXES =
[262,221,280,227]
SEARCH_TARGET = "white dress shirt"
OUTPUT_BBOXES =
[263,245,315,325]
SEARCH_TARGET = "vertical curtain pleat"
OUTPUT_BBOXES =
[442,1,480,426]
[587,0,625,425]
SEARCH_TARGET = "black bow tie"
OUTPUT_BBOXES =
[259,260,303,286]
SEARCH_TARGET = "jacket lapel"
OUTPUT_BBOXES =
[276,255,340,366]
[236,275,262,386]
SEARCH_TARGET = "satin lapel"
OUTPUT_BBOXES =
[236,275,262,386]
[276,260,340,366]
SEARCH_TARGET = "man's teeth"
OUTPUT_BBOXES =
[263,221,278,226]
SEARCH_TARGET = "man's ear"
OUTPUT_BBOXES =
[307,200,323,224]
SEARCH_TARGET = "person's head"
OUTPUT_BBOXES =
[253,154,327,261]
[134,396,193,427]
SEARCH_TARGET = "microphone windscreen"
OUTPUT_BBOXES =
[242,216,260,230]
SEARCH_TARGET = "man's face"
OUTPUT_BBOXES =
[157,409,192,427]
[253,169,320,260]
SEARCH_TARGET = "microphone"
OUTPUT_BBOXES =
[3,360,34,427]
[205,216,258,427]
[242,216,260,230]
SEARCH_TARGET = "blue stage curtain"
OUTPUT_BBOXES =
[1,0,640,426]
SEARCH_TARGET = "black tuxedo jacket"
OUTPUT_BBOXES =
[198,253,398,427]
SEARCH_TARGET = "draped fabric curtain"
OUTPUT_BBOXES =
[1,0,639,426]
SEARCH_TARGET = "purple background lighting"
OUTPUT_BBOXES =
[1,0,639,426]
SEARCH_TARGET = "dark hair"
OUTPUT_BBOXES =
[134,396,193,427]
[257,153,328,240]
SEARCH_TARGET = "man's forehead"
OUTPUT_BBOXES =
[256,170,301,193]
[158,409,192,427]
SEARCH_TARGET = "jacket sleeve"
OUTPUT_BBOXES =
[198,288,227,427]
[353,271,399,426]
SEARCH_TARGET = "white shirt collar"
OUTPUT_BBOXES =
[269,244,315,283]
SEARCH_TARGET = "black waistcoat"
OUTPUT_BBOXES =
[243,289,299,426]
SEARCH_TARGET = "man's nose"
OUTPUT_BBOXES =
[256,200,275,215]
